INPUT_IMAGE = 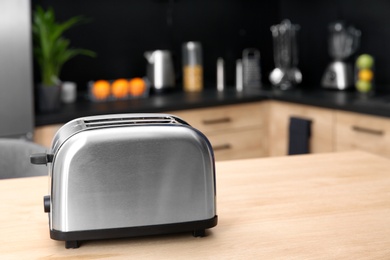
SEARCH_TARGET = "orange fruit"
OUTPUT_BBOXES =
[111,78,129,98]
[92,80,110,100]
[358,69,374,82]
[129,78,146,96]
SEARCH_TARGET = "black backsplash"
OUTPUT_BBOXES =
[280,0,390,92]
[32,0,390,92]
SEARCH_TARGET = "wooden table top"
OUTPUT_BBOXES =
[1,151,390,259]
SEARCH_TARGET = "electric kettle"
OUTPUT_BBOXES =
[144,50,175,92]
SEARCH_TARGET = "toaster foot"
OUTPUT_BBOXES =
[192,229,206,237]
[65,240,80,249]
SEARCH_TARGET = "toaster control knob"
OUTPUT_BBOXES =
[30,153,54,165]
[43,195,50,213]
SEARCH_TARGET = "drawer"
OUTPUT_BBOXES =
[169,102,268,134]
[268,101,334,156]
[335,111,390,157]
[207,127,267,161]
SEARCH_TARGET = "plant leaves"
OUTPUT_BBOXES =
[32,5,96,85]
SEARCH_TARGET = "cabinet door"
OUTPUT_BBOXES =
[168,102,269,160]
[335,111,390,158]
[207,127,267,161]
[268,101,334,156]
[169,102,268,134]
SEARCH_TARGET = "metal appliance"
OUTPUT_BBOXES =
[144,50,175,92]
[322,22,361,90]
[269,19,302,90]
[242,48,262,89]
[31,114,217,248]
[0,0,34,139]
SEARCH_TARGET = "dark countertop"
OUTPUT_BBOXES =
[35,86,390,126]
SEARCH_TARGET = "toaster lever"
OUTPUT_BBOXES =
[43,195,50,213]
[30,153,54,165]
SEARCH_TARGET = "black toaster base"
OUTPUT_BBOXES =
[50,215,218,249]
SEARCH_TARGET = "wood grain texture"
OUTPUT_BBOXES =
[335,110,390,158]
[169,102,268,134]
[169,102,269,160]
[207,127,267,161]
[1,151,390,259]
[268,101,335,156]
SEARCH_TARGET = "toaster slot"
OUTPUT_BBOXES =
[83,116,177,128]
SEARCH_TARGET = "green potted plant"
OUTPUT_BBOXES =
[32,6,95,112]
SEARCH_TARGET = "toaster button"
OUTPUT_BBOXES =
[43,195,50,213]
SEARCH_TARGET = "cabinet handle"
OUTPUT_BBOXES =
[202,117,231,125]
[213,143,232,151]
[351,126,384,136]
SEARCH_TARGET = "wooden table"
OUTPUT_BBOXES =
[1,151,390,259]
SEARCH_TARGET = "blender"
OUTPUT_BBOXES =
[321,22,361,90]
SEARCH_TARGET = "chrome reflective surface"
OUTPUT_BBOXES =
[50,113,188,154]
[50,119,215,232]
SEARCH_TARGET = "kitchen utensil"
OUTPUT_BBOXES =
[31,114,217,248]
[242,48,261,88]
[216,58,225,92]
[144,50,175,92]
[321,22,361,90]
[182,42,203,92]
[235,59,243,92]
[269,19,301,90]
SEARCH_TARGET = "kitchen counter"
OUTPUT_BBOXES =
[35,86,390,126]
[35,88,267,126]
[2,151,390,258]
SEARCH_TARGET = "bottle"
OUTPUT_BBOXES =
[235,59,243,92]
[217,57,225,92]
[182,42,203,92]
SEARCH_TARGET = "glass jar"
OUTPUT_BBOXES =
[182,41,203,92]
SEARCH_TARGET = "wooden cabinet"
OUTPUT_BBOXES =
[34,100,390,160]
[335,111,390,158]
[169,102,269,161]
[34,102,269,161]
[268,101,335,156]
[34,124,62,148]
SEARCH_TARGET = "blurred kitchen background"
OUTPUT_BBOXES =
[2,0,390,160]
[30,0,390,91]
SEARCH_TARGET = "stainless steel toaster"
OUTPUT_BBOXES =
[31,113,217,248]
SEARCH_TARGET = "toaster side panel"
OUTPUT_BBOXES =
[51,125,216,232]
